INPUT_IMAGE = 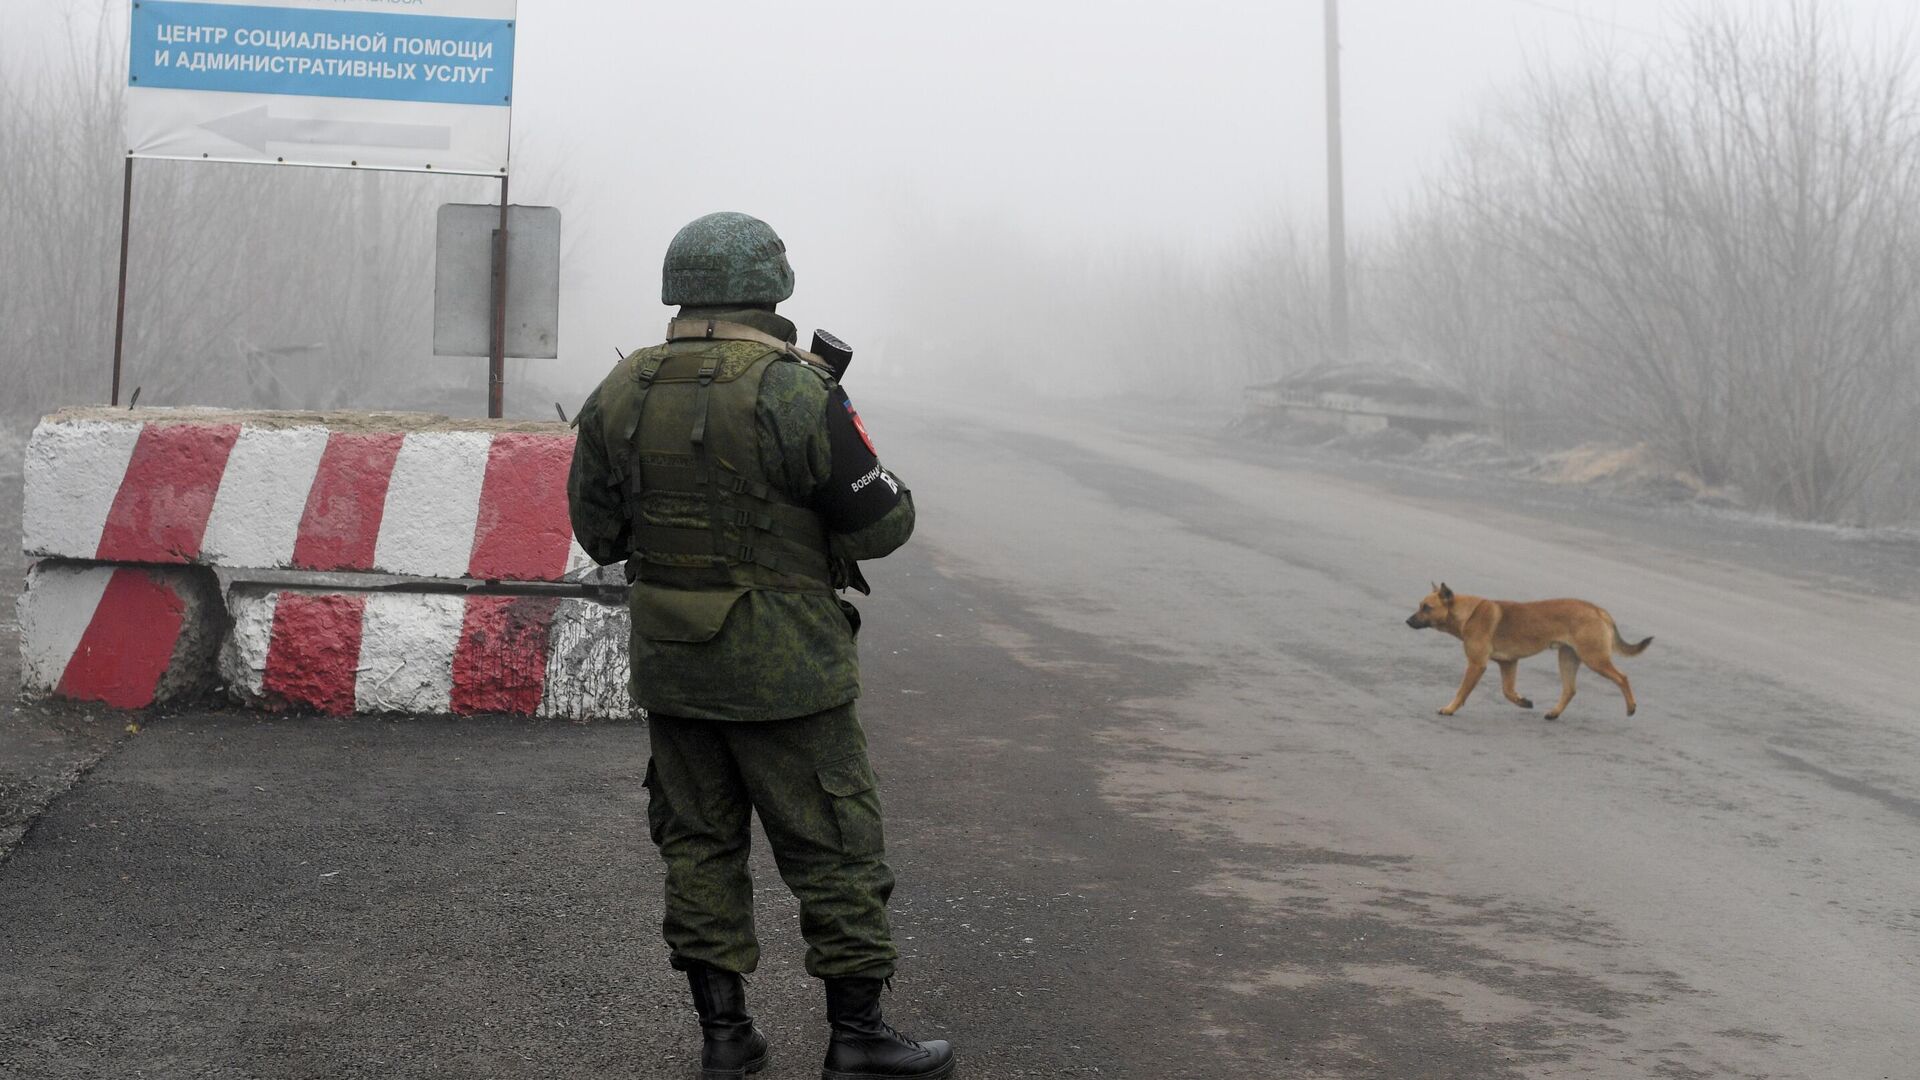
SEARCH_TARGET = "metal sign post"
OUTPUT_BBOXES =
[432,199,560,417]
[115,0,519,413]
[111,158,135,405]
[489,175,509,418]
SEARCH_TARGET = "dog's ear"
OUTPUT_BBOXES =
[1430,581,1439,594]
[1438,583,1454,602]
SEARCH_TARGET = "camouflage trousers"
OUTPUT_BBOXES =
[643,703,898,979]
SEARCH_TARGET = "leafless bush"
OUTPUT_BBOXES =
[1436,4,1920,522]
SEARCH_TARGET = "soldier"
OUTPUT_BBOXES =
[567,211,953,1080]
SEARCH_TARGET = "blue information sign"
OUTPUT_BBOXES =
[129,1,515,108]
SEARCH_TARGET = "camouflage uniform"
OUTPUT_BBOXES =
[568,303,914,980]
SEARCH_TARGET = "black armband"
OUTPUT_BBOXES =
[816,386,904,532]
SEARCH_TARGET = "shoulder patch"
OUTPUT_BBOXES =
[817,384,901,532]
[842,394,876,454]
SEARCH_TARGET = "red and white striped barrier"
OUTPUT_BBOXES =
[23,409,592,583]
[221,586,634,719]
[19,407,639,718]
[17,561,224,708]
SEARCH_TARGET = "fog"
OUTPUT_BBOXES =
[7,6,1920,1074]
[4,0,1919,523]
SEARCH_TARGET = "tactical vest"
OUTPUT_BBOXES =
[622,320,835,640]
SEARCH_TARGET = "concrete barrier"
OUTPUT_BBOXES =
[17,561,225,708]
[221,586,634,719]
[18,407,639,719]
[23,408,593,583]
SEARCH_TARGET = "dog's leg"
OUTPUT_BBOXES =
[1545,646,1579,719]
[1498,660,1533,709]
[1439,659,1487,716]
[1583,651,1637,716]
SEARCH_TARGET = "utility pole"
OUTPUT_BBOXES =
[1324,0,1351,362]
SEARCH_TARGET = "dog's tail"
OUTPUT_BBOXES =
[1612,619,1654,657]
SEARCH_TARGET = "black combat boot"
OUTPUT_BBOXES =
[821,977,954,1080]
[686,964,770,1078]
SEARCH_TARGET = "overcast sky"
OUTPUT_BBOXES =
[498,0,1920,369]
[499,1,1919,234]
[6,0,1918,388]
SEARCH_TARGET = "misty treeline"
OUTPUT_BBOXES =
[6,5,1917,526]
[893,6,1920,526]
[0,4,511,439]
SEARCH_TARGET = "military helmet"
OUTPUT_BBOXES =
[661,211,796,307]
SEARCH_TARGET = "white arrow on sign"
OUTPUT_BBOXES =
[202,105,453,153]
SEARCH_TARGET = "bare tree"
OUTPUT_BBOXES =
[1372,175,1546,445]
[1439,3,1920,521]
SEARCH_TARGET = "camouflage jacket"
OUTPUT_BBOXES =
[567,307,914,720]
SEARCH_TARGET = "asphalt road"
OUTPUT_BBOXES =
[3,391,1917,1079]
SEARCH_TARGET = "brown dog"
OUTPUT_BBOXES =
[1405,583,1652,719]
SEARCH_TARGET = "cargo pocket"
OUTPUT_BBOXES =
[817,754,885,857]
[632,584,749,643]
[642,758,669,848]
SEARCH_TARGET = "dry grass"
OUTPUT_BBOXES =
[1530,443,1737,506]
